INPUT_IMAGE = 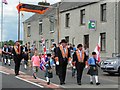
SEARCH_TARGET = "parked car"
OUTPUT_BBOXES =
[101,55,120,75]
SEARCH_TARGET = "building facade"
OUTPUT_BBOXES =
[23,1,120,58]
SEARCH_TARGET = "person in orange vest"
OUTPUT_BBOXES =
[55,39,71,85]
[12,41,23,76]
[73,44,87,85]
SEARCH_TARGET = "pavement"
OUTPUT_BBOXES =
[0,60,119,90]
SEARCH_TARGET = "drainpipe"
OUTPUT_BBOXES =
[114,1,118,55]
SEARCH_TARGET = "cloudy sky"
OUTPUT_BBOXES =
[0,0,61,41]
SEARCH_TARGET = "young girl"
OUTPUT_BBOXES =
[44,54,54,85]
[31,50,40,79]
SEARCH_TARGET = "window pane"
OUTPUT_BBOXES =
[81,9,85,25]
[101,4,106,22]
[66,13,70,27]
[100,33,106,51]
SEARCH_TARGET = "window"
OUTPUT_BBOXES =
[100,33,106,51]
[80,9,85,25]
[50,16,54,32]
[27,23,31,37]
[39,20,42,35]
[65,13,70,27]
[101,3,107,22]
[65,36,69,43]
[84,35,89,48]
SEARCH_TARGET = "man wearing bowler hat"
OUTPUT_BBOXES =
[55,39,71,85]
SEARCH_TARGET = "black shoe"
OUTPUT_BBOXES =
[96,82,100,85]
[47,80,50,85]
[78,82,81,85]
[8,64,11,66]
[90,82,93,85]
[33,74,37,79]
[15,73,19,76]
[60,82,63,85]
[63,82,65,84]
[4,63,6,65]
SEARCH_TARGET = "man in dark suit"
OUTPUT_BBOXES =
[73,44,87,85]
[55,39,71,85]
[12,41,23,76]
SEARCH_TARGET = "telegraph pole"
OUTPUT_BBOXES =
[1,0,3,47]
[18,0,20,41]
[56,3,60,43]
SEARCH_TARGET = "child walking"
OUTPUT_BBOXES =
[44,54,54,85]
[87,52,100,85]
[31,50,40,79]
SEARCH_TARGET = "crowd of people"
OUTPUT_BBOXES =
[0,39,100,86]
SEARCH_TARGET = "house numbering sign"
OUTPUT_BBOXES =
[88,20,96,30]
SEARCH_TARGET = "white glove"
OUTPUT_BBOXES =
[56,61,59,65]
[69,60,72,64]
[73,66,76,69]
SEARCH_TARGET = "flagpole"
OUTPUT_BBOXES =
[18,0,20,41]
[1,0,3,48]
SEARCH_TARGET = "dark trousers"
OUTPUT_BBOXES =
[14,56,22,75]
[76,62,85,83]
[55,65,60,75]
[58,62,67,83]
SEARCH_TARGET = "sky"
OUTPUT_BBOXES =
[0,0,61,41]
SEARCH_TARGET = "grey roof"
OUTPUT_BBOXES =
[24,2,98,23]
[59,2,98,13]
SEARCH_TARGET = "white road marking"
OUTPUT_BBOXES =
[37,78,61,87]
[15,76,44,88]
[0,71,10,75]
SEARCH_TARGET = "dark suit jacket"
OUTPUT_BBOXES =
[73,51,87,65]
[12,46,23,60]
[55,47,71,65]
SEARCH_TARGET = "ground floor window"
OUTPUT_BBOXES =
[100,32,106,51]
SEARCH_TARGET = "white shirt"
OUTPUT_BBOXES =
[78,50,82,58]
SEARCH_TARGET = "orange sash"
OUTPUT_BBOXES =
[76,49,85,62]
[14,45,21,55]
[59,45,68,58]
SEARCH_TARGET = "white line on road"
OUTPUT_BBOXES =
[0,71,10,75]
[15,76,44,88]
[37,78,61,87]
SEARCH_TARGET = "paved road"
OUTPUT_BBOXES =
[0,60,119,89]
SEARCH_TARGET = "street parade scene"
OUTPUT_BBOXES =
[0,0,119,90]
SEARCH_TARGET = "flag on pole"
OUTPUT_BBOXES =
[41,37,47,59]
[94,36,101,62]
[2,0,8,4]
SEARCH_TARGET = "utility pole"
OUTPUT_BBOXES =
[56,3,60,44]
[18,0,20,41]
[1,0,3,47]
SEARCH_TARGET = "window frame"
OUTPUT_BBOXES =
[80,9,86,25]
[39,20,43,35]
[65,13,70,28]
[100,32,106,51]
[101,3,107,22]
